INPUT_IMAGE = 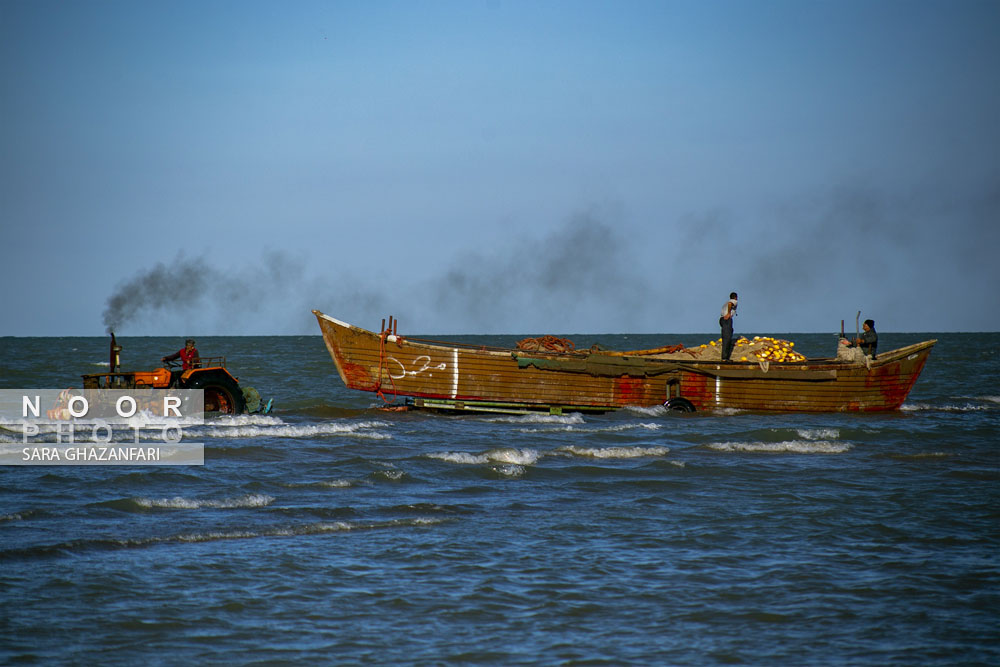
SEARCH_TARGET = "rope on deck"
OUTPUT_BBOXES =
[516,336,576,353]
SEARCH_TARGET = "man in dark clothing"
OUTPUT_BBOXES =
[847,320,878,358]
[162,339,200,370]
[720,292,738,361]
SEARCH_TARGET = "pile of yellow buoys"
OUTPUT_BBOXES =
[689,336,807,363]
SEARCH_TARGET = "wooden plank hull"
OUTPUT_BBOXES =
[313,311,936,413]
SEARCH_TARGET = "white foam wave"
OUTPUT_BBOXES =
[196,420,390,439]
[557,445,670,459]
[486,447,539,464]
[429,451,489,464]
[796,428,840,440]
[707,440,852,454]
[518,422,662,434]
[174,521,354,542]
[428,447,540,466]
[482,413,586,425]
[902,402,992,412]
[616,422,662,432]
[409,517,444,526]
[283,479,352,489]
[135,493,274,509]
[205,414,285,426]
[169,517,443,543]
[625,405,667,416]
[493,464,525,477]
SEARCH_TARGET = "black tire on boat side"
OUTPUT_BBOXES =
[184,372,246,414]
[663,397,696,413]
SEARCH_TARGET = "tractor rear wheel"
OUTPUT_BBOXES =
[185,373,246,415]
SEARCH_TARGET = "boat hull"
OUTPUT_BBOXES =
[313,311,935,413]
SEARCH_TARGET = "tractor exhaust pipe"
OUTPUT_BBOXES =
[109,332,122,374]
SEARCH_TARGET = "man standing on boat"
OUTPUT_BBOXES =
[720,292,738,361]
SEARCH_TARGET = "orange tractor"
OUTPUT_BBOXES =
[81,333,270,415]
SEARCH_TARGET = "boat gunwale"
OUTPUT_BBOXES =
[313,310,936,368]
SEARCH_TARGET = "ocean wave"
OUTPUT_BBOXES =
[706,440,852,454]
[796,428,840,440]
[0,517,445,561]
[283,479,353,489]
[493,464,525,477]
[483,447,540,465]
[556,445,671,459]
[1,510,36,523]
[173,522,354,541]
[194,419,391,439]
[166,517,443,543]
[427,447,541,466]
[133,493,274,510]
[889,451,951,460]
[480,413,586,425]
[624,405,667,416]
[518,422,662,434]
[205,414,285,426]
[902,402,995,412]
[371,469,407,482]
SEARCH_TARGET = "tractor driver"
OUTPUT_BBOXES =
[162,339,201,370]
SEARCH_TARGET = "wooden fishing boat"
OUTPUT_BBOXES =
[313,311,936,414]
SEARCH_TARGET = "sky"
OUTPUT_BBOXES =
[2,0,998,337]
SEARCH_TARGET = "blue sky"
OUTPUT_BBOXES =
[2,0,998,336]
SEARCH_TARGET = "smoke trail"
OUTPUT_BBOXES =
[103,256,211,333]
[102,248,399,334]
[426,209,651,332]
[101,187,997,335]
[102,251,317,333]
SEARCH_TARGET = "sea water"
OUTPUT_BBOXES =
[1,332,997,664]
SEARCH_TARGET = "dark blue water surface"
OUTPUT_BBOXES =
[1,332,997,665]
